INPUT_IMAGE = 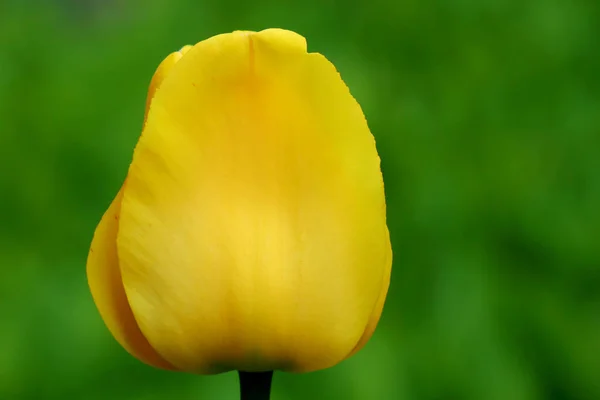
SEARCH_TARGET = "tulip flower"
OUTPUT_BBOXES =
[87,28,392,399]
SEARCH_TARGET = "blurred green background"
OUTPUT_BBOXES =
[1,0,599,399]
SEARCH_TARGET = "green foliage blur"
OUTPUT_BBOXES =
[1,0,599,399]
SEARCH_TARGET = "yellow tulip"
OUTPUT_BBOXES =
[87,28,392,385]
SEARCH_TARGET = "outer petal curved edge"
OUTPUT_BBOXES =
[87,186,176,370]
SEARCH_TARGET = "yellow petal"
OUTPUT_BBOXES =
[86,187,175,370]
[345,237,392,359]
[144,45,192,124]
[117,28,391,374]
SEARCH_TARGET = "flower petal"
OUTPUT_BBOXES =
[86,187,175,370]
[117,29,391,373]
[345,236,392,359]
[144,46,192,124]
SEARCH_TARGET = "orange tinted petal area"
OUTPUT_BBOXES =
[86,187,175,370]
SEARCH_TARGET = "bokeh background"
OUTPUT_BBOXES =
[1,0,599,399]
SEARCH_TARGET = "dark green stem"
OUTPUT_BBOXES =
[238,371,274,400]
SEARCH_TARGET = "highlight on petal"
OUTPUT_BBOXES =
[86,188,175,370]
[117,28,391,374]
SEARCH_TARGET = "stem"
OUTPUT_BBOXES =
[238,371,274,400]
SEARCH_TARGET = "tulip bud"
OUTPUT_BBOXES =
[87,29,392,377]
